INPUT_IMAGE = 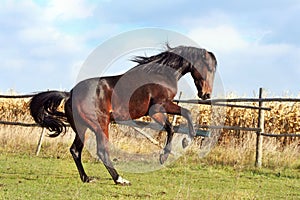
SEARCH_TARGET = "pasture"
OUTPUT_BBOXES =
[0,96,300,199]
[0,152,299,200]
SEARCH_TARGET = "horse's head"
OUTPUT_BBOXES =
[137,45,217,100]
[190,50,217,100]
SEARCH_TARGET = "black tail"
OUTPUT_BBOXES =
[29,91,70,137]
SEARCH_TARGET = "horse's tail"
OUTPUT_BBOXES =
[29,91,71,137]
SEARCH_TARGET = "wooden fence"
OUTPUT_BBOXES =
[175,88,300,167]
[0,88,300,167]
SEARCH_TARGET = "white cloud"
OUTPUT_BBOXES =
[44,0,96,21]
[0,0,95,92]
[188,25,249,53]
[187,23,300,95]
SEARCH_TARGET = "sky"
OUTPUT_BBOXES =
[1,0,300,97]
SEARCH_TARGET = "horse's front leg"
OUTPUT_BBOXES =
[150,112,174,164]
[164,102,196,148]
[180,108,196,148]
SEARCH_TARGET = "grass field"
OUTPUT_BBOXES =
[0,152,299,200]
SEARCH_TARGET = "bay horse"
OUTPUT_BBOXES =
[29,45,217,185]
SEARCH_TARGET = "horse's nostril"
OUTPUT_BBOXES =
[201,93,210,100]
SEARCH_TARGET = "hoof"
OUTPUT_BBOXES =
[159,153,169,165]
[87,177,97,183]
[182,137,191,149]
[82,176,97,183]
[82,176,90,183]
[116,176,131,186]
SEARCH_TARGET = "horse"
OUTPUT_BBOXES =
[29,45,217,185]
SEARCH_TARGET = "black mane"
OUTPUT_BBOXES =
[131,51,185,68]
[131,45,217,69]
[129,49,189,78]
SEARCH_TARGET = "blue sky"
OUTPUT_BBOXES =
[1,0,300,96]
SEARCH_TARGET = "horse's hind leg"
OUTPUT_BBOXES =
[70,132,91,182]
[94,122,131,185]
[65,99,90,182]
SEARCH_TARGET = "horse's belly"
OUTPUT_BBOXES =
[111,100,150,121]
[110,110,147,121]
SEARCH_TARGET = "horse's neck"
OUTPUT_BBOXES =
[174,64,190,81]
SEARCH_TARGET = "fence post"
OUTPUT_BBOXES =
[36,127,46,156]
[255,88,264,167]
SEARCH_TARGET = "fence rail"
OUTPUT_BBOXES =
[0,120,37,127]
[0,94,34,98]
[175,97,300,103]
[261,133,300,137]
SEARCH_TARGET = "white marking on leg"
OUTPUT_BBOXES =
[116,176,131,185]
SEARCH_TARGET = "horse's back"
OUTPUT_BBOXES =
[71,78,100,101]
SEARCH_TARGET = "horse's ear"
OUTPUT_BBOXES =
[165,42,172,50]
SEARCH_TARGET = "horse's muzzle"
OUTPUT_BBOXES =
[199,93,210,100]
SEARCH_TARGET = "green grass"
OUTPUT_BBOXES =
[0,152,299,200]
